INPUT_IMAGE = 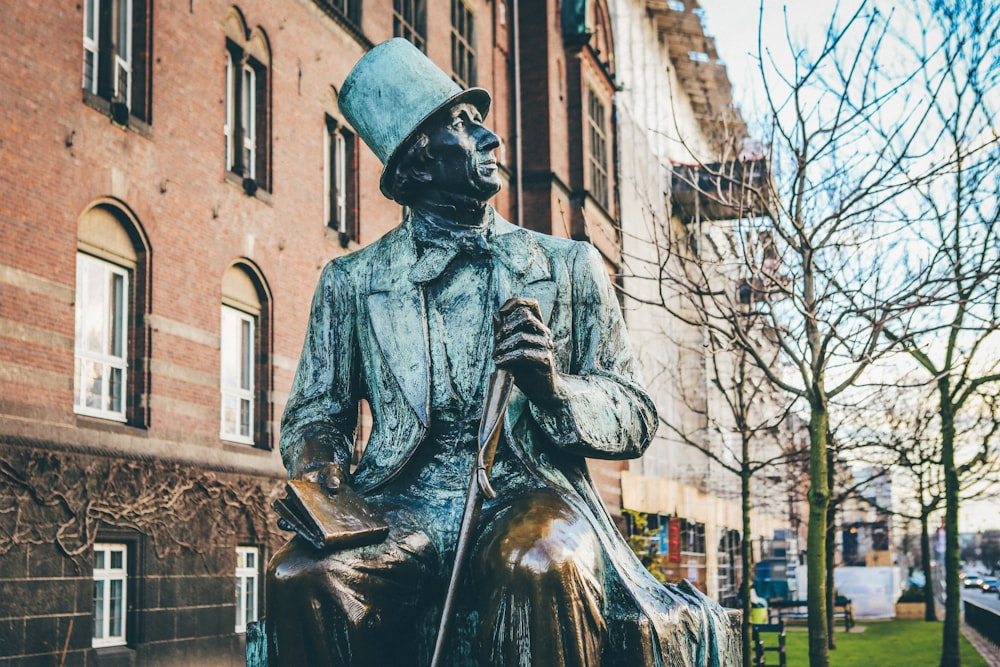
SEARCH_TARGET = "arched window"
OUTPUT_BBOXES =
[75,201,150,425]
[223,8,272,196]
[220,262,271,447]
[324,87,360,245]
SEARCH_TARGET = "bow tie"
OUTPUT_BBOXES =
[409,213,493,283]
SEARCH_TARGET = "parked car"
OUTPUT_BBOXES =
[981,577,999,593]
[964,574,984,588]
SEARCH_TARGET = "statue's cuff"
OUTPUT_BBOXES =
[527,375,586,447]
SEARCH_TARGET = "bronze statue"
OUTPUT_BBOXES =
[264,38,739,666]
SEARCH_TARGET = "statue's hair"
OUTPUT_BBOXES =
[389,133,432,206]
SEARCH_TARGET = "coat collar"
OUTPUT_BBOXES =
[367,207,555,426]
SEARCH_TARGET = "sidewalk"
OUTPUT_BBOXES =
[963,622,1000,667]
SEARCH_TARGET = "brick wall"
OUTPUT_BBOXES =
[0,0,637,661]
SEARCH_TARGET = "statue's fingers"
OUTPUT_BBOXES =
[493,331,553,356]
[492,347,552,370]
[496,307,551,338]
[498,296,541,319]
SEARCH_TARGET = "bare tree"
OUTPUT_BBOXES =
[655,301,803,667]
[616,2,985,665]
[618,2,1000,664]
[862,385,944,622]
[846,380,1000,638]
[660,8,925,667]
[872,2,1000,663]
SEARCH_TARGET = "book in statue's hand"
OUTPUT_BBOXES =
[273,479,389,551]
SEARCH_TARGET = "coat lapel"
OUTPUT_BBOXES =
[367,223,431,427]
[491,215,556,322]
[365,210,556,431]
[491,214,557,431]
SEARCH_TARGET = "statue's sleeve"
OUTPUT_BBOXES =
[528,243,658,459]
[279,259,360,478]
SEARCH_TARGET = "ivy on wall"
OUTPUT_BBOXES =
[0,447,285,571]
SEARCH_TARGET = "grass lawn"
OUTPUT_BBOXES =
[768,620,990,667]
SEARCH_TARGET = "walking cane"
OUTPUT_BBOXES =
[429,368,514,667]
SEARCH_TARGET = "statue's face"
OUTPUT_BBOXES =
[422,103,502,202]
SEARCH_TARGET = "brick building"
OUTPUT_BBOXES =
[0,0,633,664]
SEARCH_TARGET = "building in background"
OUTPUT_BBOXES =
[609,0,793,602]
[0,0,787,663]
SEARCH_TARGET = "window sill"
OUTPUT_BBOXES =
[82,90,152,138]
[225,171,273,205]
[223,439,273,454]
[75,413,150,436]
[324,226,359,250]
[93,644,136,667]
[221,432,256,446]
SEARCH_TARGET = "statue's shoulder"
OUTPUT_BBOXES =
[320,223,412,282]
[493,212,587,262]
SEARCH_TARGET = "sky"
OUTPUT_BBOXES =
[694,0,1000,534]
[699,0,862,122]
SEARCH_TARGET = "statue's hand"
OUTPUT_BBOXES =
[298,462,345,494]
[493,298,565,408]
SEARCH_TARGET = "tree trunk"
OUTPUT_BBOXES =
[825,447,836,649]
[939,387,960,667]
[741,460,753,667]
[920,509,937,622]
[825,502,836,649]
[807,404,831,667]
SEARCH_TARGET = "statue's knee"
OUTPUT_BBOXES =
[267,541,321,593]
[488,527,597,588]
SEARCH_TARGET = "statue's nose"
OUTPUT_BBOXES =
[477,127,500,152]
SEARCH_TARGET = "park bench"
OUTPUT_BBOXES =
[751,620,787,667]
[768,596,854,631]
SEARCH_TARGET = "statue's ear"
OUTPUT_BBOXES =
[397,133,433,186]
[410,166,433,184]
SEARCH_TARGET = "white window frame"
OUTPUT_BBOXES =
[81,0,134,108]
[75,253,129,422]
[83,0,100,94]
[220,306,255,444]
[235,546,260,633]
[242,64,257,179]
[93,543,128,648]
[226,53,258,180]
[324,121,348,234]
[113,0,133,105]
[225,51,235,172]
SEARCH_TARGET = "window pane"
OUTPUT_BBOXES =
[95,549,105,570]
[78,259,106,354]
[240,319,252,391]
[85,0,97,39]
[85,361,104,409]
[110,549,123,570]
[245,551,255,568]
[109,272,125,357]
[109,579,124,637]
[222,394,237,434]
[240,398,251,437]
[225,52,234,171]
[108,367,123,413]
[84,51,97,92]
[245,584,256,626]
[93,580,106,639]
[221,310,239,390]
[116,0,130,62]
[236,580,245,622]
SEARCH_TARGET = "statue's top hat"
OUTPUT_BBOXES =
[339,38,492,199]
